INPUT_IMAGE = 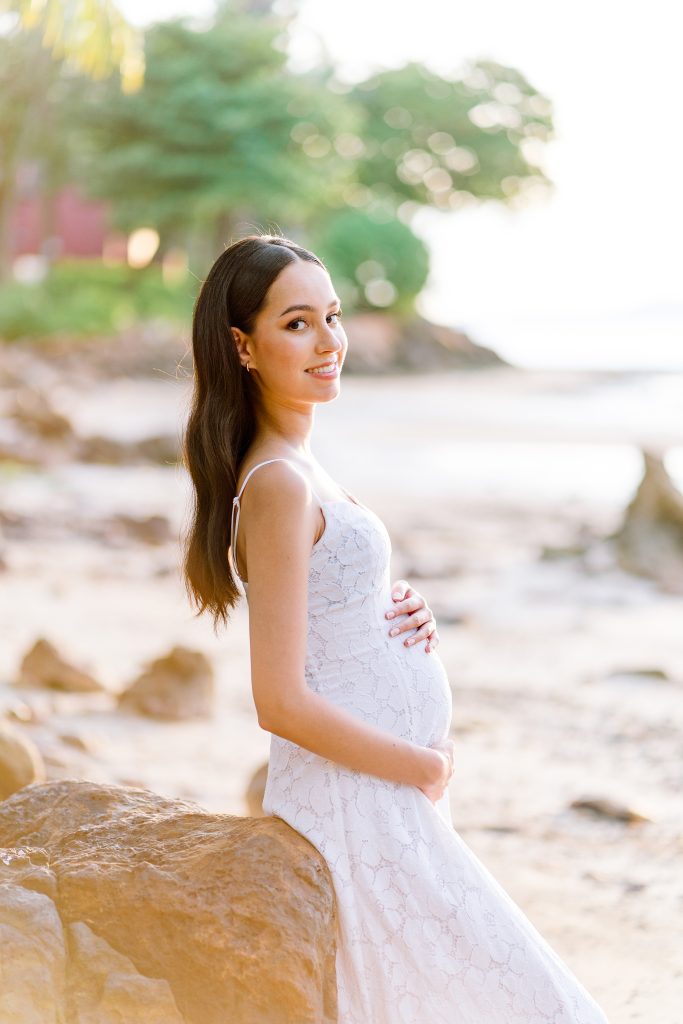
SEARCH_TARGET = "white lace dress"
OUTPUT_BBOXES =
[230,458,609,1024]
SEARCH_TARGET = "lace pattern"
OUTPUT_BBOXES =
[258,496,608,1024]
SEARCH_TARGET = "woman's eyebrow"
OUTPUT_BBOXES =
[279,299,341,317]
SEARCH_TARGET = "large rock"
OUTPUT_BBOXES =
[117,645,215,719]
[16,637,105,693]
[67,920,185,1023]
[78,433,179,467]
[10,386,73,441]
[106,512,173,546]
[610,448,683,590]
[0,780,338,1024]
[0,719,46,799]
[569,796,652,824]
[341,311,508,373]
[0,858,67,1024]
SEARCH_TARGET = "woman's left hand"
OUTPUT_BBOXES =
[385,579,439,653]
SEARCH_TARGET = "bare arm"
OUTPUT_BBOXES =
[241,461,443,790]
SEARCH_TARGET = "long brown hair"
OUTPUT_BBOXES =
[181,233,326,633]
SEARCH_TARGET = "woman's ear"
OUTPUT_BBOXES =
[231,326,249,367]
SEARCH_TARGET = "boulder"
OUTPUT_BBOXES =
[0,719,46,799]
[118,646,214,720]
[245,760,269,817]
[0,507,34,539]
[569,796,652,824]
[77,433,132,465]
[610,448,683,591]
[604,667,670,683]
[77,433,179,467]
[135,433,180,465]
[341,311,508,374]
[58,731,97,754]
[10,386,73,441]
[0,780,338,1024]
[67,920,185,1023]
[0,855,67,1024]
[16,637,105,693]
[105,512,173,546]
[4,698,44,725]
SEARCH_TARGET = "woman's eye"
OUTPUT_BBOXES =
[287,310,342,330]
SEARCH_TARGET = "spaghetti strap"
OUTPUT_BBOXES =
[229,457,322,588]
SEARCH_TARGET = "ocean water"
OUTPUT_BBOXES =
[455,311,683,374]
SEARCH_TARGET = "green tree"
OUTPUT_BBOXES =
[1,0,556,317]
[73,9,358,271]
[294,59,554,311]
[346,60,554,215]
[309,208,430,313]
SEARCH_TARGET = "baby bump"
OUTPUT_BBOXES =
[304,625,452,749]
[401,642,453,746]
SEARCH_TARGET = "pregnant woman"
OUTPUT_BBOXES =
[182,233,609,1023]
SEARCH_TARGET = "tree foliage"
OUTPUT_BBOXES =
[347,60,554,214]
[1,1,556,316]
[310,208,430,313]
[74,11,358,261]
[1,0,144,92]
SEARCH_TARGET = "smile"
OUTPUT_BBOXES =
[305,361,339,377]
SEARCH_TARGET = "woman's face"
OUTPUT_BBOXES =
[236,259,347,405]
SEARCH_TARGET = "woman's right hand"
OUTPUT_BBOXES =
[418,738,455,804]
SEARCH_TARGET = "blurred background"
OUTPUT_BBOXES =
[0,2,681,1019]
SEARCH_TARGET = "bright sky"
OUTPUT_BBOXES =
[119,0,682,369]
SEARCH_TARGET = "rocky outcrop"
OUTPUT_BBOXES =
[105,512,174,546]
[3,380,179,468]
[78,432,180,466]
[610,449,683,591]
[16,637,105,693]
[117,646,215,720]
[342,311,508,374]
[0,780,338,1024]
[569,796,652,824]
[0,320,504,471]
[0,720,46,799]
[10,385,73,440]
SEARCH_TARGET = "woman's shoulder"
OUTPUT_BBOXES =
[236,454,312,508]
[235,456,321,573]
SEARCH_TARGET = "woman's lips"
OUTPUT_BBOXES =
[305,361,339,377]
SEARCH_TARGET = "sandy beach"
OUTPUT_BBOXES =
[1,360,681,1022]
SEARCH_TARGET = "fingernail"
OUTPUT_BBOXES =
[389,627,399,636]
[386,611,395,619]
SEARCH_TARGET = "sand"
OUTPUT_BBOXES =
[1,363,681,1021]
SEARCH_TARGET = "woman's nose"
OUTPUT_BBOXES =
[319,323,343,349]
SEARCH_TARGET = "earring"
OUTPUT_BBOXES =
[245,362,251,373]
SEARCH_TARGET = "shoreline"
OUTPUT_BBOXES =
[1,361,681,1021]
